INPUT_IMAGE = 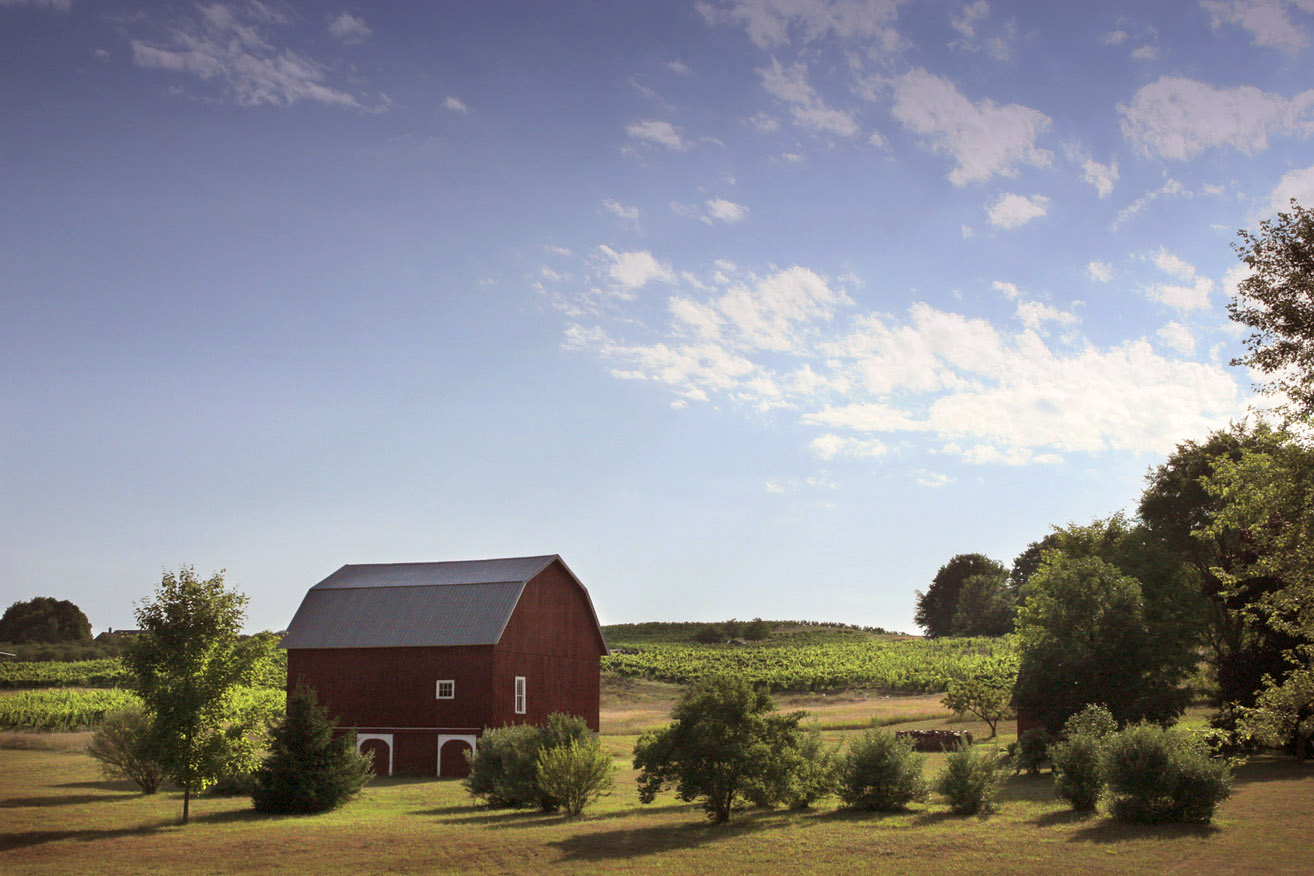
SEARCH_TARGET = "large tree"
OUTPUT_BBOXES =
[1139,425,1298,711]
[1229,199,1314,416]
[915,553,1008,638]
[1013,554,1190,733]
[0,597,92,643]
[123,567,264,823]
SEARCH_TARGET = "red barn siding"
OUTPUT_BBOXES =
[287,645,495,731]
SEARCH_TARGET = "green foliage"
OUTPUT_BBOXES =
[123,566,263,823]
[0,638,126,663]
[935,743,1005,815]
[465,713,592,811]
[0,658,129,690]
[1101,723,1233,824]
[0,597,92,644]
[252,684,372,814]
[743,618,773,641]
[769,726,838,809]
[1228,199,1314,416]
[1010,728,1052,776]
[0,688,140,731]
[632,675,808,822]
[836,727,928,811]
[942,663,1015,738]
[691,624,726,644]
[85,705,164,794]
[1014,554,1189,733]
[949,572,1016,637]
[1049,706,1117,811]
[603,633,1015,693]
[534,737,614,816]
[915,554,1009,638]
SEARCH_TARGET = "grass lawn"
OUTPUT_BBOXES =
[2,691,1311,876]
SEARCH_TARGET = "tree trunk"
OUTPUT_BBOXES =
[183,787,190,824]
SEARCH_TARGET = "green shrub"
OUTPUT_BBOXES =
[1101,723,1233,824]
[1049,704,1117,811]
[465,713,591,811]
[691,625,725,644]
[779,726,839,809]
[251,685,372,814]
[1010,728,1053,775]
[837,727,929,811]
[535,737,614,816]
[935,743,1005,815]
[85,705,164,794]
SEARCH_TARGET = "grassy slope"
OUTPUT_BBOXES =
[2,693,1311,876]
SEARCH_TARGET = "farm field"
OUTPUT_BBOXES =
[2,688,1312,876]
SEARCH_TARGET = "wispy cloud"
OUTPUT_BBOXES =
[626,119,691,150]
[986,192,1049,229]
[444,96,470,113]
[328,11,371,44]
[130,3,375,109]
[759,57,860,137]
[1202,0,1312,53]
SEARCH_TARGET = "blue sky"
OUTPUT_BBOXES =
[3,0,1313,635]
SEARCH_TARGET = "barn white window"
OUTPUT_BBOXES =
[514,676,526,714]
[436,679,455,700]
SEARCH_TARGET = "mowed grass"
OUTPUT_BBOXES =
[2,690,1312,876]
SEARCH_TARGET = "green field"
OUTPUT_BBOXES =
[1,690,1311,876]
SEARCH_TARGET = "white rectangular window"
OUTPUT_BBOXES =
[514,676,526,714]
[436,680,455,700]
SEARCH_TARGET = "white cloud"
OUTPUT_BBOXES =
[1120,76,1314,160]
[916,471,954,487]
[1114,178,1190,229]
[603,199,640,224]
[1080,158,1119,198]
[1157,321,1197,355]
[759,57,861,137]
[597,247,674,291]
[1131,44,1159,59]
[129,3,372,109]
[444,96,470,113]
[987,193,1049,229]
[666,59,692,75]
[706,198,750,223]
[809,433,889,460]
[1104,29,1130,44]
[1266,164,1314,214]
[1015,300,1078,330]
[1202,0,1311,52]
[891,69,1052,186]
[1145,248,1214,310]
[328,11,371,43]
[704,0,903,50]
[951,1,990,38]
[749,112,781,132]
[556,253,1247,466]
[1088,261,1113,283]
[993,280,1023,299]
[0,0,70,9]
[626,119,691,150]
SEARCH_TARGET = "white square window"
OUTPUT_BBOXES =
[436,680,455,700]
[514,676,526,714]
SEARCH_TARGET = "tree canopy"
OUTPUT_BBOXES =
[914,553,1009,638]
[0,597,92,643]
[1228,199,1314,416]
[1013,554,1190,733]
[123,567,264,823]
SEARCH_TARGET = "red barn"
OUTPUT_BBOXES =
[279,555,607,778]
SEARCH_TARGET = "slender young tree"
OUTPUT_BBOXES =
[123,567,262,824]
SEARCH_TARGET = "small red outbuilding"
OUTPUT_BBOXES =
[279,555,607,778]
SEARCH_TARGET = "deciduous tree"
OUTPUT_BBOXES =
[123,566,263,823]
[0,597,92,643]
[915,554,1008,638]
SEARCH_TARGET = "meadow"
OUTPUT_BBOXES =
[2,690,1311,876]
[1,625,1309,875]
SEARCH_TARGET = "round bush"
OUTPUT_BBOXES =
[935,743,1005,815]
[1101,723,1233,824]
[838,728,928,811]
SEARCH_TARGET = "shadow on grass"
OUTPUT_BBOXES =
[55,779,141,792]
[1230,754,1313,785]
[0,822,165,853]
[0,792,141,808]
[1066,819,1219,844]
[547,810,789,862]
[413,801,692,828]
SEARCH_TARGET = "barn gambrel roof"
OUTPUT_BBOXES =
[278,555,606,651]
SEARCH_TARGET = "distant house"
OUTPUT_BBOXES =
[279,555,607,778]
